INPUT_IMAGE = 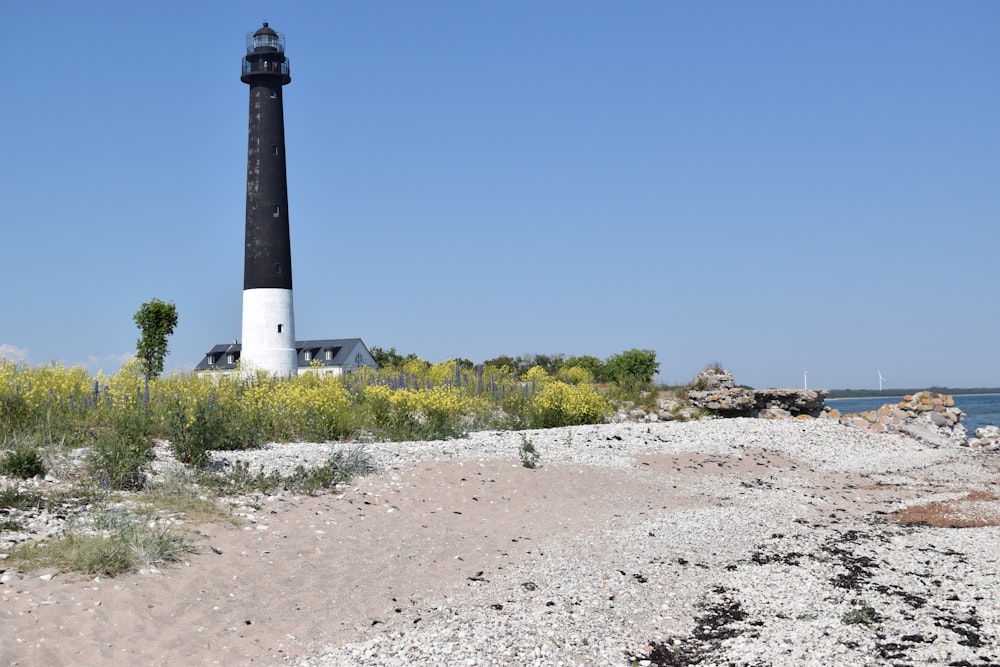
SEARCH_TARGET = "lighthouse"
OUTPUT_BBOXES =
[239,22,296,376]
[195,25,378,378]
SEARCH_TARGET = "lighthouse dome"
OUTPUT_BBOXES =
[251,22,283,53]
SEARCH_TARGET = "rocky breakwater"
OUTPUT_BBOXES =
[685,368,827,419]
[833,391,975,448]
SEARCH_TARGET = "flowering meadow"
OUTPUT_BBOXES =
[0,358,610,488]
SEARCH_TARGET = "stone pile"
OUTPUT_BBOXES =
[831,391,969,448]
[686,368,827,418]
[968,425,1000,451]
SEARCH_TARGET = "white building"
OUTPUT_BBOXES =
[196,338,376,377]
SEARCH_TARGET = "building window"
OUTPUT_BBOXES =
[272,204,280,217]
[277,324,283,333]
[304,350,311,361]
[207,355,214,366]
[272,145,279,156]
[325,350,332,361]
[355,353,363,364]
[269,87,277,99]
[227,354,235,364]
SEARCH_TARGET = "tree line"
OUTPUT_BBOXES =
[369,347,660,387]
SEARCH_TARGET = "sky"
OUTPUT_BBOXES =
[2,1,998,390]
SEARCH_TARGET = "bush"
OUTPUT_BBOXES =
[0,392,33,435]
[88,431,152,491]
[166,390,267,467]
[605,349,660,388]
[530,382,609,428]
[0,447,46,479]
[557,365,594,385]
[88,404,153,490]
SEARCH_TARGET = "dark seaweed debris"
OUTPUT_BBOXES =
[625,587,753,666]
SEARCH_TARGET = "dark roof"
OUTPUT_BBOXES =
[296,339,369,367]
[194,338,372,372]
[254,22,278,37]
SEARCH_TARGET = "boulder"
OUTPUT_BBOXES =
[968,425,1000,451]
[838,391,968,447]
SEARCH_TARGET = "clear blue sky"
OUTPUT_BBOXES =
[2,1,997,390]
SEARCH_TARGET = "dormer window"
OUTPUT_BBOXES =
[304,350,312,361]
[325,350,332,361]
[227,353,235,364]
[207,355,215,366]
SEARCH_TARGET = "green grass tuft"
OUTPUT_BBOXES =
[0,447,46,479]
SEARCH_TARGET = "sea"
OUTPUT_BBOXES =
[825,394,1000,435]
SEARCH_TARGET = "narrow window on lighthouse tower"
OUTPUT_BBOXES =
[277,324,283,333]
[272,145,279,156]
[272,204,280,217]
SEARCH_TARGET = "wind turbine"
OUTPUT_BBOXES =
[878,370,886,392]
[803,370,808,391]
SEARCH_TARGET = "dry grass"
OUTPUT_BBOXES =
[889,490,1000,528]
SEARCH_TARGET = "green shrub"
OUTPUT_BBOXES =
[605,349,660,388]
[88,432,152,491]
[518,435,540,468]
[166,397,266,468]
[326,446,378,480]
[87,406,154,491]
[284,446,378,494]
[0,392,33,435]
[0,447,46,479]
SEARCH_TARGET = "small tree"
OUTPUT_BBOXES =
[604,349,659,388]
[133,298,178,380]
[370,346,402,368]
[370,346,424,370]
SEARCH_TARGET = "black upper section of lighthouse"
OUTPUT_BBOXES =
[243,22,293,290]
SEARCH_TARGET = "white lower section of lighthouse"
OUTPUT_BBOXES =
[241,288,297,376]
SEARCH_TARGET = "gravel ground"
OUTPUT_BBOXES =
[204,419,1000,667]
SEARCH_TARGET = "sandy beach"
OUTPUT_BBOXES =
[3,419,999,666]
